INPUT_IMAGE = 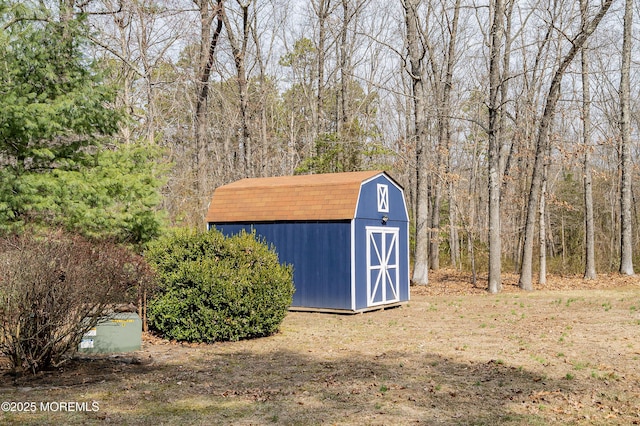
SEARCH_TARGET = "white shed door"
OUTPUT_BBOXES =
[366,226,400,306]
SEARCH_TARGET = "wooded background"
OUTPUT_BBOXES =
[2,0,639,292]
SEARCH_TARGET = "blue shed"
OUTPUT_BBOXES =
[205,171,410,313]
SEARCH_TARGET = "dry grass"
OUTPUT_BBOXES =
[1,270,640,425]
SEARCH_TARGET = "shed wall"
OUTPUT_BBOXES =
[356,175,409,222]
[211,221,352,310]
[353,175,410,310]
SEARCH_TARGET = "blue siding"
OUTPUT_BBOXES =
[353,175,410,310]
[212,221,353,310]
[355,175,409,222]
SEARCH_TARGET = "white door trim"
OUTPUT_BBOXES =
[366,226,400,307]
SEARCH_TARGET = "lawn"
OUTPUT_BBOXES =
[1,270,639,425]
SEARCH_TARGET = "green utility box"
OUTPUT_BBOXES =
[78,313,142,354]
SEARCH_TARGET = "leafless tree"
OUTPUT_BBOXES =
[487,0,505,293]
[580,0,596,280]
[195,0,223,194]
[427,0,462,272]
[220,0,254,176]
[618,0,634,275]
[519,0,614,291]
[403,0,429,285]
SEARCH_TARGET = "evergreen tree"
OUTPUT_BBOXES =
[0,2,164,243]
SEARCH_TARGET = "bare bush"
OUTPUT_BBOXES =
[0,231,155,374]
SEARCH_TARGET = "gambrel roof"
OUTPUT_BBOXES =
[206,170,384,223]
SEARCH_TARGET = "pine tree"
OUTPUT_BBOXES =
[0,2,164,243]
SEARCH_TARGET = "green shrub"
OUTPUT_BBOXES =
[145,228,294,342]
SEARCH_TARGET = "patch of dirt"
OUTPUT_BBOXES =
[2,270,640,425]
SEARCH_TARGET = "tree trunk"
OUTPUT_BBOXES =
[498,0,514,184]
[194,0,223,196]
[339,0,349,132]
[221,1,252,177]
[250,12,268,177]
[314,0,331,136]
[427,0,461,272]
[619,0,634,275]
[561,214,567,268]
[467,121,480,284]
[539,169,547,285]
[580,0,596,280]
[448,180,459,269]
[487,0,505,294]
[518,0,613,291]
[430,167,441,270]
[403,0,429,285]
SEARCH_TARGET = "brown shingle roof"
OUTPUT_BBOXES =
[206,171,383,223]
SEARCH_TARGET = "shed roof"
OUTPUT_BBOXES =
[206,170,384,223]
